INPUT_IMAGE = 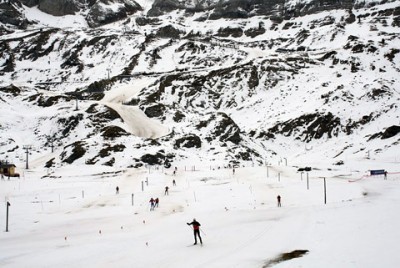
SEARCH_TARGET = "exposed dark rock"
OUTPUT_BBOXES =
[393,16,400,27]
[174,134,201,149]
[236,150,252,161]
[149,0,355,20]
[211,113,242,145]
[44,158,55,168]
[86,0,142,28]
[148,0,184,17]
[384,48,400,61]
[0,85,21,97]
[38,0,81,16]
[345,12,356,24]
[20,0,40,7]
[345,114,374,134]
[248,66,259,89]
[86,104,123,126]
[57,114,84,137]
[370,125,400,140]
[140,152,165,165]
[101,126,130,139]
[61,141,87,164]
[135,16,161,26]
[173,111,185,122]
[244,26,266,38]
[99,144,126,157]
[382,125,400,139]
[266,112,341,142]
[155,25,182,39]
[216,27,243,38]
[0,1,30,29]
[144,103,166,118]
[35,94,73,107]
[297,167,312,172]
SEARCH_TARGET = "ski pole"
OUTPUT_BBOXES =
[200,228,207,236]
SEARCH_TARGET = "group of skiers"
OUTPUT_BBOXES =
[141,166,285,246]
[149,197,159,210]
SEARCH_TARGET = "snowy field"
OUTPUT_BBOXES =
[1,159,400,268]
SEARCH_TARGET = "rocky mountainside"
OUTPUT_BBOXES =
[0,0,399,169]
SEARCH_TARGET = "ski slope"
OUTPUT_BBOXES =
[1,161,400,267]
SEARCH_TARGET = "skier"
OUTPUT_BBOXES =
[384,171,388,180]
[155,197,159,207]
[187,218,203,245]
[149,198,155,211]
[116,186,119,194]
[173,179,176,186]
[277,195,281,207]
[165,186,169,195]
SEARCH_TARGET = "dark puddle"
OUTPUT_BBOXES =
[263,250,309,267]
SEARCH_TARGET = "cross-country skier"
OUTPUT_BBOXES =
[187,218,203,245]
[149,198,155,211]
[277,195,281,207]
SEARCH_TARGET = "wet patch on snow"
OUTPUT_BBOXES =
[263,249,309,267]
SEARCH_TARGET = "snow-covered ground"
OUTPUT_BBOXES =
[1,159,400,267]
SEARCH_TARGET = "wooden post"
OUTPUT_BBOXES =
[324,177,327,204]
[6,201,10,232]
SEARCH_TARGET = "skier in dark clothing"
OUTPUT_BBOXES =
[187,218,203,245]
[165,186,169,195]
[277,195,281,207]
[149,198,155,211]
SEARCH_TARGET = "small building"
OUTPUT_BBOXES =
[0,162,18,177]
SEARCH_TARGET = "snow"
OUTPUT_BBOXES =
[1,160,400,267]
[23,6,88,29]
[1,1,400,266]
[101,78,170,138]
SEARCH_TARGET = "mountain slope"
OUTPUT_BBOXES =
[0,0,399,170]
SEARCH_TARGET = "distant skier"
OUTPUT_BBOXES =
[173,179,176,186]
[165,186,169,195]
[187,218,203,245]
[277,195,281,207]
[149,198,155,211]
[155,197,159,207]
[384,171,388,180]
[116,186,119,194]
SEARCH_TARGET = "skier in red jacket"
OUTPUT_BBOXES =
[187,218,203,245]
